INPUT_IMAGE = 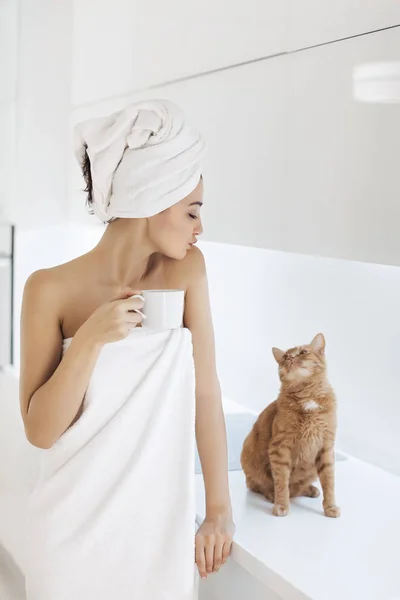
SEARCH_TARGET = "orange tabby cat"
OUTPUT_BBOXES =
[241,333,340,518]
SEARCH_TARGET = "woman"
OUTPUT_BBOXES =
[20,99,235,599]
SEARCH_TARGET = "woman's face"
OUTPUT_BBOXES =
[148,177,204,260]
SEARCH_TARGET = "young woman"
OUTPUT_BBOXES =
[20,99,235,599]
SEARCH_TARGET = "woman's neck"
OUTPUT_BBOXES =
[89,218,159,287]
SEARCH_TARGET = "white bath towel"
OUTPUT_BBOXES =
[74,99,205,223]
[25,327,199,600]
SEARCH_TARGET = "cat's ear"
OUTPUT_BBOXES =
[310,333,325,354]
[272,347,285,363]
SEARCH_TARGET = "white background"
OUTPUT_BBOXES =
[1,1,400,476]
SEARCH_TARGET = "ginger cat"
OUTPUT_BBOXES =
[241,333,340,518]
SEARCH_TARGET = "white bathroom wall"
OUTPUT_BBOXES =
[3,0,400,476]
[11,0,73,229]
[0,0,18,222]
[287,0,400,49]
[0,0,73,227]
[0,224,13,368]
[71,0,400,105]
[3,0,400,266]
[10,226,400,477]
[69,7,400,267]
[283,28,400,266]
[0,101,16,223]
[0,259,12,366]
[71,0,287,106]
[199,241,400,478]
[0,0,18,104]
[0,0,17,368]
[68,54,288,238]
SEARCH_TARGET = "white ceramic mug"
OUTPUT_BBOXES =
[139,289,184,331]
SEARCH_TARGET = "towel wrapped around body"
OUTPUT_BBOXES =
[25,327,198,600]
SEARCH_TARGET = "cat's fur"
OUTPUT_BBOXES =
[240,333,340,518]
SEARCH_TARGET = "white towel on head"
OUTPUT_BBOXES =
[74,99,205,223]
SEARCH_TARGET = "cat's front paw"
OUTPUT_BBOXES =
[324,505,341,518]
[272,504,289,517]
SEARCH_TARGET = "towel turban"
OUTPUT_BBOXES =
[74,99,205,223]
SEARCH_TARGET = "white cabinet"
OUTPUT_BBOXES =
[71,0,400,107]
[199,557,282,600]
[283,26,400,265]
[71,0,286,106]
[72,25,400,266]
[287,0,400,50]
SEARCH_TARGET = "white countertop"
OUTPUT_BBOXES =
[2,374,399,599]
[195,454,400,600]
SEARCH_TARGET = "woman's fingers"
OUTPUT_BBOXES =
[125,294,145,311]
[221,540,232,565]
[195,537,207,579]
[126,312,143,325]
[213,537,224,571]
[205,537,215,574]
[195,521,234,579]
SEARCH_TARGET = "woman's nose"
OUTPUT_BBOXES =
[194,218,203,236]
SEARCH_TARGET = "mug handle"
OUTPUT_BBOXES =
[130,294,147,319]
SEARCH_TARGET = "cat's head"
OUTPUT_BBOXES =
[272,333,326,383]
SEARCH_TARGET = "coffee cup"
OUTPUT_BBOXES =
[138,289,184,331]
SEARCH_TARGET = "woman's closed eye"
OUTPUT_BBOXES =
[189,214,198,220]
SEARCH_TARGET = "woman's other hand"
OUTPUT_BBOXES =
[195,510,235,579]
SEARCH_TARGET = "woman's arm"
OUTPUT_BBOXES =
[183,246,231,513]
[183,246,235,578]
[20,270,103,448]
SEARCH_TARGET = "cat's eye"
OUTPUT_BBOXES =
[299,349,307,355]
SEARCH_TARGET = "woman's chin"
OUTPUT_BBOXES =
[165,248,188,260]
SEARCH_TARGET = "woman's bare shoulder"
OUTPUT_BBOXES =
[23,256,91,314]
[24,263,66,298]
[165,246,206,290]
[184,245,206,272]
[25,248,206,301]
